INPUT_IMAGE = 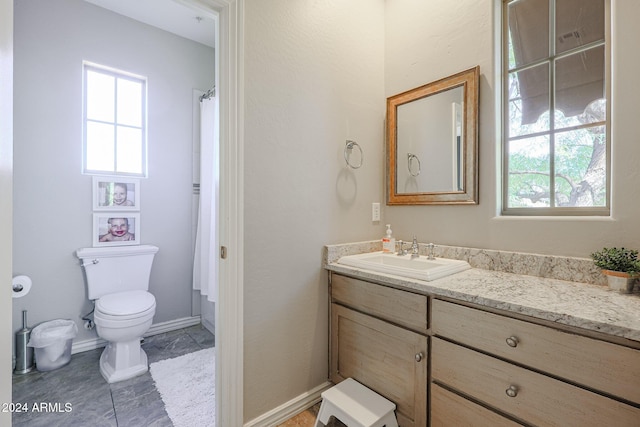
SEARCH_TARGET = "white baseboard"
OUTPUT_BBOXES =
[244,381,333,427]
[71,316,202,355]
[202,318,214,334]
[145,315,201,336]
[71,336,107,355]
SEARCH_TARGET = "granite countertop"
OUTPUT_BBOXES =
[324,242,640,343]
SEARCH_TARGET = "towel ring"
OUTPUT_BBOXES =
[344,140,363,169]
[408,153,421,177]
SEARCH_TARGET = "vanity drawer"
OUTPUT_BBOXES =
[331,274,428,333]
[432,299,640,403]
[431,383,524,427]
[432,338,640,427]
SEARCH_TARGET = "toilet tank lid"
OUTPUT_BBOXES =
[76,245,159,259]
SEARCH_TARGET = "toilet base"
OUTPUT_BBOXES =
[99,339,148,383]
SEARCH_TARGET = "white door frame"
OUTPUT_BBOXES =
[179,1,244,425]
[0,1,14,424]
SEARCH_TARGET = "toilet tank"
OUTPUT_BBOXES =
[76,245,159,300]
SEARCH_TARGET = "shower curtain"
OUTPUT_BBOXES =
[193,95,219,303]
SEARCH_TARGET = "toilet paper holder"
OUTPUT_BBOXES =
[12,275,32,298]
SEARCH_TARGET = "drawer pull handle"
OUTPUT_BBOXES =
[415,352,424,362]
[506,336,519,348]
[505,385,518,398]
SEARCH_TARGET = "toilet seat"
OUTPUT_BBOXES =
[96,290,155,319]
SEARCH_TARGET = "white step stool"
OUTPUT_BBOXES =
[314,378,399,427]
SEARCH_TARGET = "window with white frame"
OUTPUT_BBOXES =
[502,0,609,215]
[83,63,147,176]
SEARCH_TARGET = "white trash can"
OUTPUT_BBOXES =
[27,319,78,371]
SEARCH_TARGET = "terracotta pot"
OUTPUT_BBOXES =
[603,270,638,293]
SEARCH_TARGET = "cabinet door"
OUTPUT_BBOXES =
[330,303,427,427]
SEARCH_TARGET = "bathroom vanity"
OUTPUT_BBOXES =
[325,243,640,427]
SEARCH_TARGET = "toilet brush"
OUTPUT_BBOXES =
[15,310,35,374]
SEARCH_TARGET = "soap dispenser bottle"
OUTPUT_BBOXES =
[382,224,396,253]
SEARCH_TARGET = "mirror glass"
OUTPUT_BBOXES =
[387,66,479,205]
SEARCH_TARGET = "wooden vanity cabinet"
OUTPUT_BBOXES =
[330,274,428,427]
[329,273,640,426]
[431,299,640,426]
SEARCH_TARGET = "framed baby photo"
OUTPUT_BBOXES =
[93,176,140,211]
[93,213,141,247]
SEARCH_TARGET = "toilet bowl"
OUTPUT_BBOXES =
[94,290,156,383]
[76,245,159,384]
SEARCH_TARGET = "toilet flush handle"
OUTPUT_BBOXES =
[81,259,100,267]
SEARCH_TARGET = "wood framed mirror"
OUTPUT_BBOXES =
[387,66,479,205]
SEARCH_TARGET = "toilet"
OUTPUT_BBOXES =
[76,245,159,383]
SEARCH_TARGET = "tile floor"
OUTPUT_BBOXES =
[12,324,214,427]
[13,324,349,427]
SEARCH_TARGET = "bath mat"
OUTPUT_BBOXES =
[150,347,215,427]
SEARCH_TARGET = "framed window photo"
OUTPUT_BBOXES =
[93,213,140,247]
[93,177,140,211]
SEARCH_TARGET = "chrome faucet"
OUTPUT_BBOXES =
[426,243,436,260]
[411,236,420,258]
[397,240,409,256]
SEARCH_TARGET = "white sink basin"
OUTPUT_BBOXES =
[337,251,470,281]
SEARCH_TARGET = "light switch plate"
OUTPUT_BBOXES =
[372,202,381,221]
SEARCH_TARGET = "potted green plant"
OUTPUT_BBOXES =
[590,247,640,293]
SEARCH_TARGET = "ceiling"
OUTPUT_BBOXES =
[84,0,216,48]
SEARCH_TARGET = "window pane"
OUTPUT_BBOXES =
[503,0,607,214]
[116,126,142,174]
[555,45,605,128]
[556,0,605,55]
[86,71,114,122]
[86,121,115,171]
[117,78,142,127]
[555,127,606,207]
[508,0,549,69]
[83,63,147,176]
[508,63,549,136]
[508,135,550,207]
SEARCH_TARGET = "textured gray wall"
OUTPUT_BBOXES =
[243,0,386,420]
[384,0,640,258]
